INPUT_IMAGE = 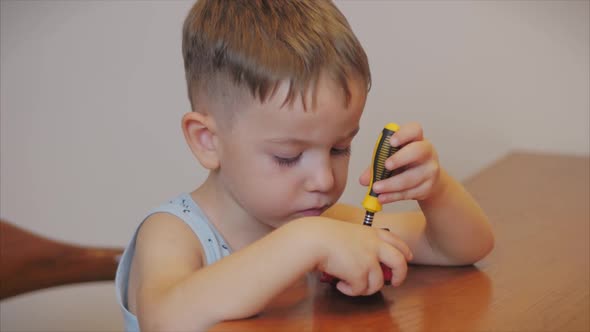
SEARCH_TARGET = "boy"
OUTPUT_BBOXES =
[115,1,494,331]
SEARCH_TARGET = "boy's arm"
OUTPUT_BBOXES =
[324,169,493,266]
[132,212,411,331]
[344,122,493,266]
[133,213,316,331]
[413,168,494,265]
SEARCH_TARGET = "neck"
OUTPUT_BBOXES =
[191,172,273,251]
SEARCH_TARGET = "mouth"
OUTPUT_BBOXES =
[296,205,330,217]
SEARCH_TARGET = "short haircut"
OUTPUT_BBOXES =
[182,0,371,113]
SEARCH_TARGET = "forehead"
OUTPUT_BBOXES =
[232,74,367,143]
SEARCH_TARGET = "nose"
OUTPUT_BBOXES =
[304,159,335,193]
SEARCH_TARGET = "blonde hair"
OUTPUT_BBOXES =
[182,0,370,113]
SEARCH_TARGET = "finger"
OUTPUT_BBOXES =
[336,281,354,296]
[359,166,371,186]
[336,270,369,296]
[376,229,413,261]
[378,244,409,287]
[389,122,423,148]
[378,178,436,203]
[384,140,433,172]
[374,161,437,194]
[364,262,385,295]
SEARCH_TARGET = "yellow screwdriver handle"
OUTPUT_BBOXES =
[362,123,401,214]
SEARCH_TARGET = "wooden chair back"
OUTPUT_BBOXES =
[0,219,123,299]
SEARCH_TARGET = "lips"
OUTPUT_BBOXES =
[297,205,330,217]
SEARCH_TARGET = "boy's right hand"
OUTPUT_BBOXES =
[297,217,412,296]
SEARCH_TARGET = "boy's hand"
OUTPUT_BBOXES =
[359,122,442,204]
[302,218,412,296]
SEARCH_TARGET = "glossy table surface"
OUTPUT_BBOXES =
[211,151,590,332]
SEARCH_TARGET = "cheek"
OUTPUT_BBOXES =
[229,169,303,224]
[221,151,300,202]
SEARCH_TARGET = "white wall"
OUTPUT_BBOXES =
[1,1,588,330]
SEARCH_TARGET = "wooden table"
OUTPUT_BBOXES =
[211,151,590,332]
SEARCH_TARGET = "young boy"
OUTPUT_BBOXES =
[115,1,494,331]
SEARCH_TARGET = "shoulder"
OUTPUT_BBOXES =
[126,212,207,316]
[135,212,206,268]
[133,213,207,284]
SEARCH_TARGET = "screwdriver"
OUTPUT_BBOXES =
[360,122,402,285]
[321,122,402,286]
[361,122,401,226]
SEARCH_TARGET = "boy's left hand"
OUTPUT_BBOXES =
[359,122,442,204]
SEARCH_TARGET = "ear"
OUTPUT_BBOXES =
[182,112,220,170]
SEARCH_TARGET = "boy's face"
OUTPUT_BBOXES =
[215,74,367,228]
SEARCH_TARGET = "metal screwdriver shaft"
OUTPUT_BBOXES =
[362,211,375,226]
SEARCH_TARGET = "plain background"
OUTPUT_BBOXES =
[1,0,588,330]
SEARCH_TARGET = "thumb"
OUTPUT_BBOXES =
[359,166,371,186]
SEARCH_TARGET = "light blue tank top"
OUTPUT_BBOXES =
[115,193,232,331]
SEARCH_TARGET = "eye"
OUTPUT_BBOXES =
[273,153,302,167]
[331,146,351,157]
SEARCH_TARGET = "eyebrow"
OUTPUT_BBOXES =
[266,126,360,144]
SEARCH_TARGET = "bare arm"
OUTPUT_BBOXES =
[325,169,494,266]
[415,169,494,265]
[348,122,493,266]
[131,213,411,331]
[133,213,317,331]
